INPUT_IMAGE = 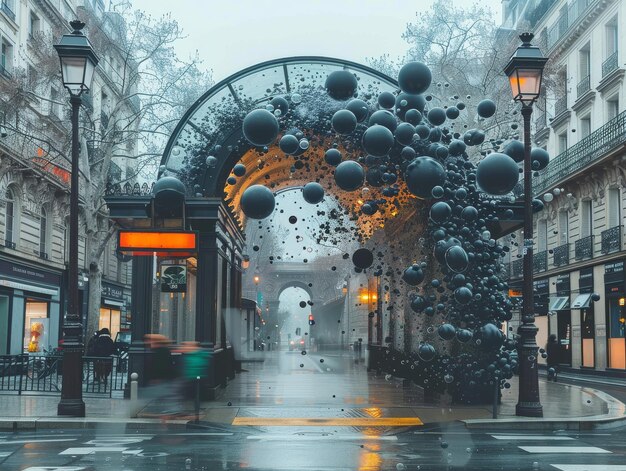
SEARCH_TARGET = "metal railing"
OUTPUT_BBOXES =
[533,250,548,273]
[601,225,622,255]
[577,75,590,97]
[0,354,126,397]
[602,51,619,78]
[554,96,568,117]
[536,112,547,131]
[511,258,523,278]
[574,235,594,260]
[0,1,15,21]
[532,109,626,195]
[547,0,595,50]
[553,243,570,267]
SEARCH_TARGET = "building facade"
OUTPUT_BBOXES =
[0,0,136,354]
[501,0,626,373]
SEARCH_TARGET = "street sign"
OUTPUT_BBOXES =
[118,230,198,256]
[161,264,187,292]
[508,288,522,297]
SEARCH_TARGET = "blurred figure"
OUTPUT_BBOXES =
[93,328,115,383]
[86,330,99,356]
[146,334,174,383]
[546,334,559,382]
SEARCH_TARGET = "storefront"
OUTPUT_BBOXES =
[100,281,125,339]
[0,256,63,354]
[551,273,572,366]
[534,278,549,364]
[575,267,595,368]
[604,260,625,370]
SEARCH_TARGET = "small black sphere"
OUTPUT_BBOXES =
[352,248,374,269]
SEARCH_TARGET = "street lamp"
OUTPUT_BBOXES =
[504,32,547,418]
[54,20,99,417]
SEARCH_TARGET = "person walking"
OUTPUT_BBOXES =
[546,334,560,382]
[93,328,115,383]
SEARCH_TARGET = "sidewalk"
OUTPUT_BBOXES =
[0,352,624,431]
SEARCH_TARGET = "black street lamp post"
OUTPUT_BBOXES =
[54,20,99,417]
[504,32,548,417]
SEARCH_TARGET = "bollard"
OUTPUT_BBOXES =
[194,376,201,424]
[492,377,499,419]
[130,372,139,418]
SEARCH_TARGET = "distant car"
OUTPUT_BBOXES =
[114,331,131,355]
[289,336,306,351]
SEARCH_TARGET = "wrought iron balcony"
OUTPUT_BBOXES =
[535,112,547,131]
[601,225,622,254]
[511,258,523,279]
[574,235,594,260]
[0,1,15,21]
[533,250,548,273]
[3,240,16,249]
[602,51,618,78]
[554,96,568,117]
[531,109,626,195]
[553,243,570,267]
[547,0,595,51]
[577,75,590,97]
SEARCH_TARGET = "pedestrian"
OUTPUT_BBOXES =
[93,328,115,383]
[86,330,99,357]
[546,334,559,382]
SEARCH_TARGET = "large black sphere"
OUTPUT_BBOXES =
[395,93,426,120]
[446,106,460,119]
[479,323,504,349]
[240,185,275,219]
[405,156,446,198]
[242,109,279,146]
[418,343,436,362]
[325,70,358,100]
[398,61,432,94]
[531,147,549,170]
[352,248,374,269]
[454,287,473,305]
[410,295,427,313]
[332,109,358,135]
[334,160,365,191]
[394,122,415,146]
[445,246,469,273]
[427,107,446,126]
[476,152,520,195]
[377,91,396,109]
[476,99,496,118]
[456,329,473,343]
[463,129,485,146]
[362,124,394,157]
[346,99,369,122]
[324,148,342,166]
[429,201,451,223]
[232,164,246,177]
[402,265,425,286]
[404,108,423,125]
[279,134,300,155]
[153,176,186,215]
[504,140,525,162]
[438,324,456,341]
[302,182,324,204]
[270,96,289,116]
[369,110,397,132]
[448,139,466,156]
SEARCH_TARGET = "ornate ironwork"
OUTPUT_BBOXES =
[554,96,568,116]
[602,51,618,78]
[104,181,154,196]
[553,243,570,267]
[577,75,590,97]
[601,225,622,254]
[574,235,594,260]
[547,0,594,51]
[533,250,548,273]
[511,258,523,279]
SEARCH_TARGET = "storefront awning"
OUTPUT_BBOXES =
[0,279,58,296]
[102,298,124,307]
[549,296,570,311]
[571,293,592,309]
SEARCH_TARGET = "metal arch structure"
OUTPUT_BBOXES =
[159,56,399,203]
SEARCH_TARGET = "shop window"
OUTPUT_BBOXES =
[581,308,595,367]
[0,294,8,354]
[99,306,120,340]
[607,297,625,369]
[24,300,48,353]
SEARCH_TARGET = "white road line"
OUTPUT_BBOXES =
[0,452,12,458]
[246,435,398,441]
[492,435,574,441]
[59,447,132,455]
[0,439,77,445]
[550,466,626,471]
[174,433,234,436]
[519,446,611,454]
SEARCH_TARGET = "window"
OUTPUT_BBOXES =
[1,39,13,76]
[607,97,619,120]
[581,199,593,237]
[99,307,120,340]
[4,188,15,245]
[558,132,567,154]
[606,16,618,57]
[607,297,625,369]
[24,300,48,353]
[580,115,591,138]
[558,210,569,245]
[537,220,548,252]
[39,208,48,256]
[50,87,61,118]
[29,11,40,39]
[579,44,590,79]
[608,188,621,228]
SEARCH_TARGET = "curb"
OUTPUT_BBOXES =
[0,417,190,431]
[462,387,626,431]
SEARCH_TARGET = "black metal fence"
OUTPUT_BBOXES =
[0,354,127,397]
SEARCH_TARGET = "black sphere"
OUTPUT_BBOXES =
[427,107,446,126]
[476,152,520,195]
[418,343,436,362]
[362,124,394,157]
[445,246,469,273]
[395,93,426,120]
[240,185,275,219]
[279,134,300,155]
[430,201,451,223]
[242,109,279,146]
[369,110,397,132]
[446,106,460,119]
[404,108,423,125]
[402,265,425,286]
[476,99,496,118]
[352,248,374,269]
[346,99,370,122]
[394,122,415,146]
[153,176,186,214]
[325,70,358,100]
[438,324,456,341]
[405,156,446,198]
[454,287,473,305]
[270,96,289,116]
[456,329,473,343]
[233,164,246,177]
[398,61,432,94]
[334,160,365,191]
[504,140,525,163]
[324,148,342,166]
[302,182,325,204]
[531,147,549,170]
[332,109,358,135]
[448,139,466,156]
[378,91,396,109]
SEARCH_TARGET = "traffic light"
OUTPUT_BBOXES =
[308,314,315,326]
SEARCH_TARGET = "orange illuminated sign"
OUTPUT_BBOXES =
[118,230,198,256]
[508,289,523,297]
[619,297,626,307]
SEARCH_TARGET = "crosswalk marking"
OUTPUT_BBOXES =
[246,434,398,441]
[492,435,574,441]
[519,446,611,454]
[0,439,77,445]
[232,417,423,426]
[59,447,137,455]
[550,466,626,471]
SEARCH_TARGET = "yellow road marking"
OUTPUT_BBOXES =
[232,417,423,426]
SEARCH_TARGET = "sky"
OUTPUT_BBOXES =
[129,0,502,82]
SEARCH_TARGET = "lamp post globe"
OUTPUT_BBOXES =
[504,32,547,418]
[55,20,99,417]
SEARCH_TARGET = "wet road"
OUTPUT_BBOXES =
[2,423,626,470]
